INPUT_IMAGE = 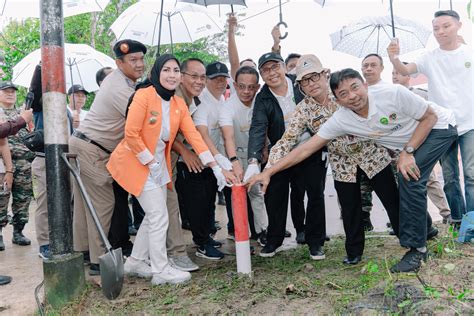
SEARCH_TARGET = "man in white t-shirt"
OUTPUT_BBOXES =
[67,84,89,129]
[219,66,268,244]
[191,61,233,260]
[387,10,473,222]
[247,69,457,273]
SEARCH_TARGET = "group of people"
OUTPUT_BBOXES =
[0,9,471,287]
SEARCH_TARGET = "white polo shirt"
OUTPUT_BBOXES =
[193,88,226,155]
[318,83,456,150]
[219,94,253,151]
[415,44,473,135]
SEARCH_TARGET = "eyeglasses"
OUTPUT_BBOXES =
[259,63,281,76]
[299,73,323,87]
[182,72,206,82]
[236,83,259,91]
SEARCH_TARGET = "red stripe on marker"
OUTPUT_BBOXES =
[41,45,66,93]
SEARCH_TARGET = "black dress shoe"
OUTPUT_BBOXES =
[325,235,331,242]
[89,263,100,276]
[0,275,12,285]
[296,231,306,244]
[343,255,362,265]
[427,227,439,240]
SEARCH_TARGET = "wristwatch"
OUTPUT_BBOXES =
[403,146,415,154]
[229,156,239,162]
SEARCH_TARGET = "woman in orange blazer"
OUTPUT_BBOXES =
[107,54,235,286]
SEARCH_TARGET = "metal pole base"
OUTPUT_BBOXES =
[43,253,85,308]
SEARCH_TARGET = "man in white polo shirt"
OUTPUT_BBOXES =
[219,65,268,244]
[247,68,457,272]
[388,10,473,223]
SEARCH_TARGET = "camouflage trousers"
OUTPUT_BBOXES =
[0,159,33,227]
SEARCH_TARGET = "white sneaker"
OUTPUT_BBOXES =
[151,264,191,285]
[169,255,199,272]
[124,257,152,279]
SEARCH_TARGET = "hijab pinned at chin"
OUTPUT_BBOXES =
[136,54,181,101]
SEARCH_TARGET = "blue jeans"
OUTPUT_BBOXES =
[399,125,457,249]
[440,129,474,220]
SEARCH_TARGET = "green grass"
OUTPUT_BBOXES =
[48,227,473,315]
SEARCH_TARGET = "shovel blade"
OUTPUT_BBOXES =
[99,248,124,300]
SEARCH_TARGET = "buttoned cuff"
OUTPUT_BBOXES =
[199,151,214,165]
[136,149,154,165]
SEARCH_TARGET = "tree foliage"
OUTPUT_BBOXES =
[0,0,231,106]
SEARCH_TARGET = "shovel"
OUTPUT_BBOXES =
[62,153,124,300]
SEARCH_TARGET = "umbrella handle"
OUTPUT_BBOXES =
[277,21,288,40]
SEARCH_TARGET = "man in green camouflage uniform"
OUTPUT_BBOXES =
[0,81,34,249]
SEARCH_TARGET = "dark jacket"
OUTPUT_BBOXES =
[248,75,304,162]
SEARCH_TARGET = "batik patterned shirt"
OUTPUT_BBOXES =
[268,95,392,183]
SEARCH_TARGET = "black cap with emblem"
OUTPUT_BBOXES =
[206,61,230,79]
[113,39,147,58]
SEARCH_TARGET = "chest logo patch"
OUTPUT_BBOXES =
[465,61,471,68]
[389,113,397,121]
[379,116,389,125]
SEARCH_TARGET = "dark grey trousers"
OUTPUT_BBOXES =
[399,125,458,248]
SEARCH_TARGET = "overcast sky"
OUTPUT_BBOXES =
[219,0,472,82]
[2,0,472,84]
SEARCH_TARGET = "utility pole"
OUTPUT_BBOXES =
[40,0,85,308]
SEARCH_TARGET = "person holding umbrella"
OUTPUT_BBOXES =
[107,54,235,284]
[387,10,473,226]
[67,84,89,129]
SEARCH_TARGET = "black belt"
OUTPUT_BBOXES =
[73,131,111,154]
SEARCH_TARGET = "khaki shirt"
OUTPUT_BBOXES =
[78,69,136,152]
[269,95,392,183]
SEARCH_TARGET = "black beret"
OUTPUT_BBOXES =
[113,39,147,58]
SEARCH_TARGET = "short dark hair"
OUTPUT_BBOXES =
[362,53,383,65]
[329,68,364,97]
[239,58,256,67]
[95,67,113,86]
[434,10,460,21]
[235,66,259,83]
[181,58,205,72]
[285,53,301,65]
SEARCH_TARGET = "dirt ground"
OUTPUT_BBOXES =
[1,170,472,315]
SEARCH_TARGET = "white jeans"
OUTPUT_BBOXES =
[133,185,169,274]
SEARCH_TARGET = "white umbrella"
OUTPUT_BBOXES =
[13,43,115,92]
[109,1,225,48]
[0,0,110,18]
[330,15,431,58]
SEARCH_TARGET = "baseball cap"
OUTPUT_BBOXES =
[258,52,284,69]
[0,81,17,90]
[295,54,325,81]
[68,84,88,95]
[206,61,230,79]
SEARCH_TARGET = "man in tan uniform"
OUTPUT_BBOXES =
[69,39,146,275]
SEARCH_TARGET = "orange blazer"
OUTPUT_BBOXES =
[107,86,210,196]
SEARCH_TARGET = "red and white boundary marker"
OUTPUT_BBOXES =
[231,185,252,276]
